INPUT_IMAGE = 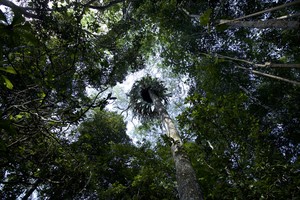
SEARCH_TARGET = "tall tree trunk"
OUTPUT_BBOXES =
[218,19,299,29]
[149,91,203,200]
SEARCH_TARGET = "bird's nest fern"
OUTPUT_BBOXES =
[129,75,169,121]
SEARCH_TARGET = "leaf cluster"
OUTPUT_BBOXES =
[129,75,169,121]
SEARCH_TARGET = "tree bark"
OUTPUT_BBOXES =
[149,91,203,200]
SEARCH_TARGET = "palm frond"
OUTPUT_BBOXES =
[128,75,169,121]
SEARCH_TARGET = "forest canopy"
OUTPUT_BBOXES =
[0,0,299,199]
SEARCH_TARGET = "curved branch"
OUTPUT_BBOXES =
[0,0,41,19]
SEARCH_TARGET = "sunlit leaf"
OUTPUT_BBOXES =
[15,114,23,119]
[0,66,17,74]
[1,75,13,89]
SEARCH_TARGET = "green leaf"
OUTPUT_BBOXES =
[15,114,23,119]
[0,66,17,74]
[1,75,13,89]
[199,9,212,26]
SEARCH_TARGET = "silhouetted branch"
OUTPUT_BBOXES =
[0,0,41,19]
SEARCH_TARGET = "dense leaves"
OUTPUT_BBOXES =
[0,0,151,198]
[1,109,177,199]
[178,92,300,199]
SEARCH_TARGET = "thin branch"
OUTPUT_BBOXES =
[7,136,30,148]
[215,54,300,68]
[263,63,300,68]
[78,171,93,195]
[199,53,300,86]
[72,87,109,122]
[239,86,271,111]
[237,66,300,86]
[217,19,299,29]
[118,104,130,116]
[180,7,200,19]
[276,12,300,19]
[218,0,300,25]
[203,159,215,170]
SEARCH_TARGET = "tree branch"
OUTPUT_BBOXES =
[215,54,300,68]
[218,0,300,25]
[217,19,299,29]
[87,0,124,10]
[22,179,42,200]
[237,66,300,86]
[200,53,300,86]
[0,0,41,19]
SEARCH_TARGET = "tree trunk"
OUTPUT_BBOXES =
[149,91,203,200]
[218,19,299,29]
